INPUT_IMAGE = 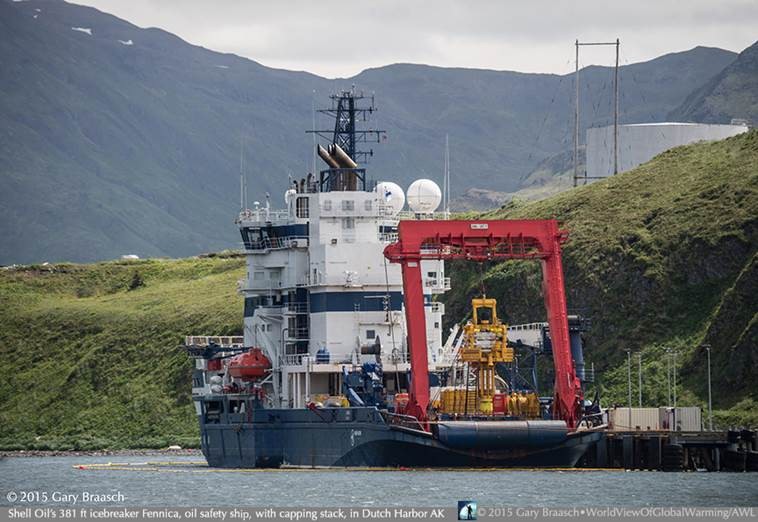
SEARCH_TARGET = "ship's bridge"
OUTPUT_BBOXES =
[237,206,308,252]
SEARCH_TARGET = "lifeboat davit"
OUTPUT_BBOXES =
[228,348,271,381]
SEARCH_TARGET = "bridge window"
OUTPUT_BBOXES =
[342,217,355,229]
[341,200,354,211]
[366,329,376,339]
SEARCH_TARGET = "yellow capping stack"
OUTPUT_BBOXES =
[435,298,543,418]
[460,297,512,413]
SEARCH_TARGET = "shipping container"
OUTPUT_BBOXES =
[659,407,702,432]
[607,407,660,431]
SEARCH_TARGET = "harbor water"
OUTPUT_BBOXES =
[1,455,757,507]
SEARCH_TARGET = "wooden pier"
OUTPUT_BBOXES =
[580,429,758,471]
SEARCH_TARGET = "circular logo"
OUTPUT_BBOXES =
[6,491,17,502]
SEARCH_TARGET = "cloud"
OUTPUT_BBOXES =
[75,0,758,77]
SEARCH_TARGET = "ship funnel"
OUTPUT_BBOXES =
[329,144,358,169]
[318,143,360,191]
[317,144,340,168]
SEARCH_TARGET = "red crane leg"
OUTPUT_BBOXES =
[541,235,581,429]
[399,257,430,426]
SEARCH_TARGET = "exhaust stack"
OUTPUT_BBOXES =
[329,144,358,169]
[317,145,340,168]
[317,143,360,191]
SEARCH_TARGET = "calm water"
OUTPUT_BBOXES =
[1,455,756,507]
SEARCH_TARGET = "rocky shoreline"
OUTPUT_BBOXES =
[0,448,202,458]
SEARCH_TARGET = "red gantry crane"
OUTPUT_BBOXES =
[384,219,584,430]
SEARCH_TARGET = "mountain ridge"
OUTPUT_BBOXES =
[669,40,758,124]
[0,0,740,264]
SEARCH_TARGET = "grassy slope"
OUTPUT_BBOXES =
[0,134,756,449]
[442,131,758,427]
[0,257,244,450]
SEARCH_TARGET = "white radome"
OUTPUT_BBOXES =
[407,179,442,213]
[375,181,405,214]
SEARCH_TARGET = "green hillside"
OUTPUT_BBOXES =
[0,256,245,450]
[442,130,758,426]
[1,133,756,450]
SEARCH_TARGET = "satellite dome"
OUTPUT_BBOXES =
[375,181,405,214]
[284,188,297,206]
[407,179,442,213]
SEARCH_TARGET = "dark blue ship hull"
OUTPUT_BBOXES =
[199,404,601,468]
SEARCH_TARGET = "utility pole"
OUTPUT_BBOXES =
[638,351,642,407]
[573,39,580,188]
[704,344,713,431]
[626,349,632,429]
[672,349,677,408]
[666,348,671,406]
[613,38,620,175]
[573,38,621,187]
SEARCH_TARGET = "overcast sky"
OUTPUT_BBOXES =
[74,0,758,78]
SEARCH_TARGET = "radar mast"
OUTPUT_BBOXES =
[307,88,386,192]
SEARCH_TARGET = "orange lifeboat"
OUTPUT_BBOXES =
[228,348,271,381]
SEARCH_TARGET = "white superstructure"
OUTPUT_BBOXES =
[236,181,454,409]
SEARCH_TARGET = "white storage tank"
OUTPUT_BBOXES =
[586,122,749,179]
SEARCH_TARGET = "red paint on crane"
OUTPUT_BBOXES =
[383,219,583,430]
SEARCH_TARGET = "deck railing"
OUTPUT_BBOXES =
[184,336,244,348]
[381,411,427,432]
